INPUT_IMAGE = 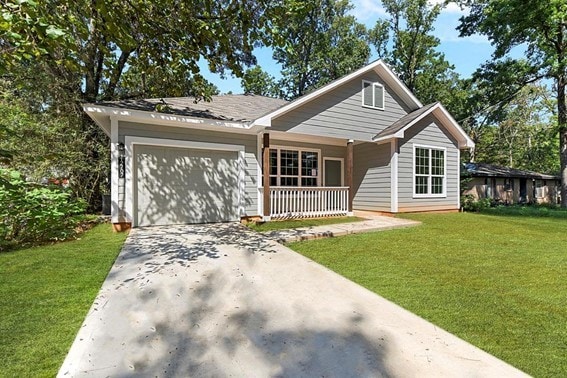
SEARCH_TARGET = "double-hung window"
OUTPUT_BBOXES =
[414,145,446,197]
[362,80,385,110]
[268,147,320,187]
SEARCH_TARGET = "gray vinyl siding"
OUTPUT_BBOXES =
[352,142,391,211]
[271,72,409,142]
[118,121,259,216]
[397,115,459,212]
[271,139,346,159]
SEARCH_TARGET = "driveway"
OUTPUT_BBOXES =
[59,223,527,377]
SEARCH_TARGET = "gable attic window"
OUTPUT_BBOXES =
[362,80,385,110]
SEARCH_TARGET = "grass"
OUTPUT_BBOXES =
[0,224,127,377]
[247,216,366,232]
[481,204,567,219]
[289,212,567,377]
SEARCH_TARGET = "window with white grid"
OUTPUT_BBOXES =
[414,145,446,197]
[268,147,320,187]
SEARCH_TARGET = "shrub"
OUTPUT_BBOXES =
[0,168,87,251]
[461,194,492,212]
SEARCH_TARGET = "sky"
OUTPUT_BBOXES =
[198,0,497,94]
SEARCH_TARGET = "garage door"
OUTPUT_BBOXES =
[135,145,239,226]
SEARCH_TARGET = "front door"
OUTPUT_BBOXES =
[324,159,343,187]
[519,178,527,203]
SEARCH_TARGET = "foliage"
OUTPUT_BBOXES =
[473,84,560,174]
[369,0,460,106]
[291,213,567,376]
[0,168,87,251]
[460,194,491,212]
[481,203,567,219]
[241,66,281,98]
[457,0,567,206]
[0,224,127,376]
[273,0,370,99]
[1,0,292,210]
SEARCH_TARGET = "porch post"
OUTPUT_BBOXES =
[346,139,354,215]
[262,133,271,220]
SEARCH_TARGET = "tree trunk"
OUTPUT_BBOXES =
[557,76,567,207]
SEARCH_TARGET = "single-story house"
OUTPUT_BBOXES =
[84,60,475,229]
[463,162,561,205]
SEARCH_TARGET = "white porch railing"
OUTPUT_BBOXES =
[267,187,349,219]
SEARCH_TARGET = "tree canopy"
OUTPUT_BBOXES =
[457,0,567,206]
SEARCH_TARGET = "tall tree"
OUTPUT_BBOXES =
[457,0,567,207]
[273,0,370,99]
[0,0,288,210]
[241,66,281,98]
[369,0,459,105]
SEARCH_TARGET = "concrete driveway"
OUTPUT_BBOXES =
[59,223,527,377]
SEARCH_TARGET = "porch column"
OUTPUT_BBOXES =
[346,139,354,215]
[262,133,271,220]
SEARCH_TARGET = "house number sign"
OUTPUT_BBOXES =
[118,156,125,178]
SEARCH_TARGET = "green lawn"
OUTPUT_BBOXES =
[248,216,366,232]
[290,212,567,377]
[0,224,127,377]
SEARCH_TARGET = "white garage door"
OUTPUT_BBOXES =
[135,145,239,226]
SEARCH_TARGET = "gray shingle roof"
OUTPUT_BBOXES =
[98,94,288,123]
[464,163,560,180]
[373,102,438,140]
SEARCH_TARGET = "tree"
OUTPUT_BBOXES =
[241,66,281,97]
[273,0,370,99]
[457,0,567,206]
[369,0,459,105]
[0,0,289,210]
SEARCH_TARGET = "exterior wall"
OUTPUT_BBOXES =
[397,115,460,212]
[118,121,259,216]
[352,142,392,212]
[464,177,561,204]
[271,71,410,142]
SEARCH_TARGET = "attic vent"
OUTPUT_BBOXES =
[362,80,384,110]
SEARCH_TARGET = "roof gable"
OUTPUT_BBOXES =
[373,102,474,149]
[252,60,423,127]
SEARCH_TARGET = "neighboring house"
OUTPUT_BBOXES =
[84,60,474,229]
[463,162,561,205]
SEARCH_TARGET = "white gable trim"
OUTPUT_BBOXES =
[252,60,423,127]
[373,103,475,149]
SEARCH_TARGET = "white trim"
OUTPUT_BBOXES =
[83,104,253,134]
[390,139,399,212]
[257,132,264,217]
[323,157,345,186]
[110,117,120,223]
[267,145,322,187]
[412,144,447,198]
[252,59,422,127]
[124,136,245,227]
[361,80,385,110]
[457,148,461,209]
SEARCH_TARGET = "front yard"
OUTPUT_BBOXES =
[290,212,567,377]
[0,224,127,377]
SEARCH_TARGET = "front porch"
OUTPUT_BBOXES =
[260,132,355,221]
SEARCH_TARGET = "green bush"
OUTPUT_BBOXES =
[0,168,87,251]
[460,194,492,212]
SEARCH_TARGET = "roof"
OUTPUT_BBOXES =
[372,102,475,149]
[97,94,288,123]
[252,59,423,127]
[464,163,560,180]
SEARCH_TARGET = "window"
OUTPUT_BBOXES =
[268,147,320,187]
[362,80,384,110]
[413,146,446,197]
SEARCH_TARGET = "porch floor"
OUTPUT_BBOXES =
[260,212,420,243]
